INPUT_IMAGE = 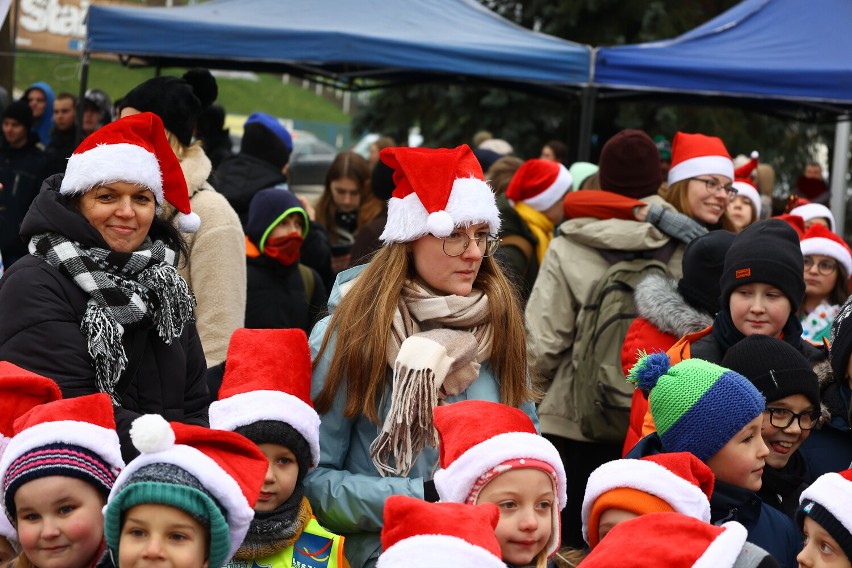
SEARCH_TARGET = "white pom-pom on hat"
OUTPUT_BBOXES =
[130,414,176,454]
[750,150,759,159]
[426,210,455,238]
[177,211,201,233]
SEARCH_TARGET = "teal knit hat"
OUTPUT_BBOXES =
[627,352,765,461]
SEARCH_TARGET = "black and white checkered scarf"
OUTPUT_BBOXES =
[28,232,196,403]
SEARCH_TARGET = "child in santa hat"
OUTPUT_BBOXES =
[432,400,566,568]
[209,328,346,568]
[377,495,504,568]
[581,452,714,549]
[727,178,762,233]
[796,469,852,568]
[0,393,124,568]
[798,223,851,342]
[581,512,779,568]
[790,203,836,232]
[626,353,801,567]
[0,363,63,564]
[103,415,267,568]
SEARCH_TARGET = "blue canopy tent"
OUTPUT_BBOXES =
[593,0,852,107]
[585,0,852,233]
[84,0,591,94]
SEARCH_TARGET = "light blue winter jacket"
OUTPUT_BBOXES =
[304,265,539,568]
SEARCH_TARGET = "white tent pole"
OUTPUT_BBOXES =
[830,115,850,238]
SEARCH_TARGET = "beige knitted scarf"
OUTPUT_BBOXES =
[370,279,493,477]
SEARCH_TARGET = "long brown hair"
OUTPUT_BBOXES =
[665,179,738,232]
[315,151,380,243]
[313,243,535,422]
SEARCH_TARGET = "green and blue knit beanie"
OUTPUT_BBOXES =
[627,352,765,461]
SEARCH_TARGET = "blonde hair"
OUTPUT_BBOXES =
[552,547,588,567]
[665,179,738,232]
[313,243,536,421]
[486,156,523,195]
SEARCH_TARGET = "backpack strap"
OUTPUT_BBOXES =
[596,238,679,266]
[298,263,316,303]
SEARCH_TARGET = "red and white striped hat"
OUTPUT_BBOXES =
[668,132,734,186]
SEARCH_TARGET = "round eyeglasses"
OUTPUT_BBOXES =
[804,256,838,275]
[693,177,738,199]
[437,232,500,257]
[764,407,821,430]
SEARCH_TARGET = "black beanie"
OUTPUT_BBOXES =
[236,421,311,483]
[721,334,820,408]
[246,187,308,250]
[720,219,805,312]
[797,497,852,561]
[678,230,736,317]
[240,122,291,170]
[122,68,217,146]
[3,99,33,131]
[829,296,852,382]
[598,129,662,199]
[371,160,395,202]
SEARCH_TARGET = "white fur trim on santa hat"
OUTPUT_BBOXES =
[668,155,735,186]
[0,420,124,486]
[61,143,164,202]
[434,432,566,507]
[380,176,500,243]
[376,534,505,568]
[802,237,852,276]
[209,390,320,469]
[799,472,852,531]
[693,521,748,568]
[732,181,761,219]
[580,458,711,543]
[108,443,253,561]
[520,164,573,212]
[791,203,836,232]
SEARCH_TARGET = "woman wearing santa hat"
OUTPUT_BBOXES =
[306,144,538,568]
[798,223,852,343]
[0,112,209,464]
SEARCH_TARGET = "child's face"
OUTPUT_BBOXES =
[798,516,852,568]
[14,476,106,568]
[475,468,554,566]
[726,195,755,232]
[597,508,637,546]
[119,504,208,568]
[729,283,791,337]
[761,393,815,470]
[268,212,304,240]
[706,415,769,492]
[255,443,299,512]
[804,254,839,301]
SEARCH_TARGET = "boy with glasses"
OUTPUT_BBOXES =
[722,334,822,518]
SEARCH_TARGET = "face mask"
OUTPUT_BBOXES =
[263,233,303,266]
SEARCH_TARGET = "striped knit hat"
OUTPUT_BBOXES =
[627,353,765,461]
[0,393,124,524]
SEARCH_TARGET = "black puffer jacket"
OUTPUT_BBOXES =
[245,254,328,333]
[215,153,286,226]
[0,135,48,263]
[0,179,209,463]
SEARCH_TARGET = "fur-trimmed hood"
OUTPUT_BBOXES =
[634,272,712,339]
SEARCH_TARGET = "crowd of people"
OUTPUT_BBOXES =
[0,69,851,568]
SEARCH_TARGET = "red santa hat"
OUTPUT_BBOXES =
[379,145,500,243]
[0,394,124,526]
[667,132,734,186]
[581,513,749,568]
[209,328,320,468]
[731,178,761,218]
[800,223,852,276]
[790,203,836,232]
[107,415,267,565]
[0,363,63,542]
[733,150,759,179]
[60,112,200,233]
[505,159,573,212]
[377,495,504,568]
[432,400,566,557]
[581,452,715,548]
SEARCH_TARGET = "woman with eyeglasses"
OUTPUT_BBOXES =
[799,223,852,343]
[304,145,538,568]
